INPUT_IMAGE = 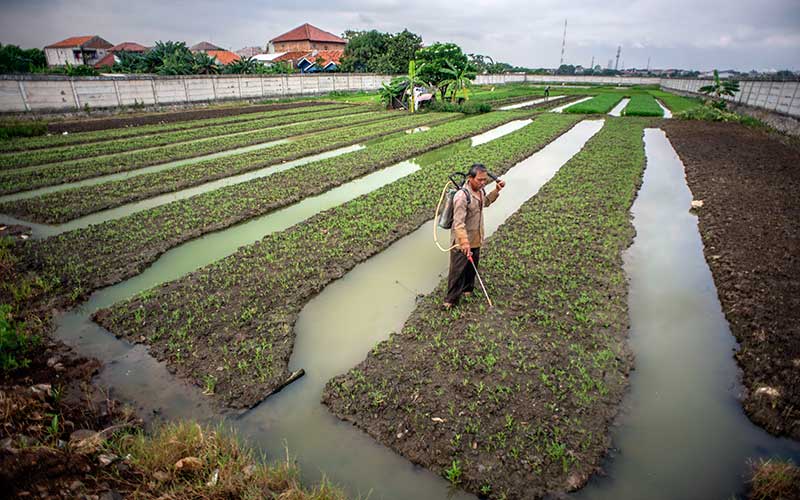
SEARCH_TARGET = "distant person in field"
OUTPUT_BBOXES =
[544,85,551,98]
[443,163,505,309]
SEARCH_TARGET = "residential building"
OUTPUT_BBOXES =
[236,46,264,58]
[94,42,149,69]
[44,35,113,67]
[268,23,346,53]
[207,50,241,65]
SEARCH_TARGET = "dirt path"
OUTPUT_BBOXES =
[663,120,800,440]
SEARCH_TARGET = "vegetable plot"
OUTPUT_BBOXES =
[563,94,625,114]
[324,118,647,499]
[622,95,664,117]
[2,113,454,222]
[91,114,583,408]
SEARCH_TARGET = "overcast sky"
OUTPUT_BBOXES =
[2,0,798,71]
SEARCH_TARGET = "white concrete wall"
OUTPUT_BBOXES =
[660,78,800,117]
[7,73,795,116]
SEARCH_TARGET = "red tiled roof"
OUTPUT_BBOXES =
[207,50,241,65]
[46,35,112,49]
[270,23,346,44]
[300,50,344,66]
[110,42,148,52]
[94,53,117,68]
[272,51,308,63]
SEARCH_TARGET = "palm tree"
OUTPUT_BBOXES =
[193,52,219,75]
[699,69,740,107]
[224,56,260,74]
[439,60,477,103]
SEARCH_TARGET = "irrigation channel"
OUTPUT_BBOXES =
[551,96,593,113]
[498,95,565,110]
[0,137,291,203]
[53,118,603,499]
[656,100,673,118]
[574,129,800,500]
[608,98,631,117]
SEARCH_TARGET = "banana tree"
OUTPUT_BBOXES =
[439,60,477,103]
[699,69,740,108]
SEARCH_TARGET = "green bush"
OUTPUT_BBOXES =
[429,100,491,114]
[0,121,47,140]
[675,104,764,128]
[0,304,38,372]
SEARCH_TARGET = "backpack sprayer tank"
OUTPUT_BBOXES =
[437,170,501,229]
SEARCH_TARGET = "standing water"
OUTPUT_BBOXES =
[608,98,631,117]
[573,129,800,500]
[551,96,592,113]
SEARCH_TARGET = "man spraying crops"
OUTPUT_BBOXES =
[443,163,505,309]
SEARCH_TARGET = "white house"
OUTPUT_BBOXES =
[44,35,113,67]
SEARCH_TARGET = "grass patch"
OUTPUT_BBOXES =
[748,458,800,500]
[648,90,702,113]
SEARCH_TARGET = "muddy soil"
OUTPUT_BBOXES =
[46,101,336,134]
[663,120,800,440]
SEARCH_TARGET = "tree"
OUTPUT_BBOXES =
[193,52,219,74]
[113,51,148,73]
[145,41,195,74]
[340,29,422,74]
[699,69,740,108]
[440,60,477,102]
[468,53,512,74]
[415,42,470,100]
[0,44,46,73]
[224,56,260,74]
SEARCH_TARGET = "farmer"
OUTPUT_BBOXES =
[544,85,551,98]
[443,163,505,309]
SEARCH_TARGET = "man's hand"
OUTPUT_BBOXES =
[495,179,506,192]
[460,241,472,257]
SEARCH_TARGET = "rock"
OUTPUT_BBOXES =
[98,453,118,467]
[690,199,704,209]
[566,471,588,491]
[69,480,85,491]
[30,384,52,400]
[431,417,446,423]
[46,356,61,367]
[174,456,203,473]
[53,363,65,372]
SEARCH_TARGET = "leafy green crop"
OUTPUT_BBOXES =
[0,103,347,153]
[0,105,368,169]
[563,94,625,114]
[622,95,664,117]
[91,113,582,408]
[323,117,647,498]
[3,113,455,222]
[0,110,404,193]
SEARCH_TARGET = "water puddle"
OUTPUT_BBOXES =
[572,129,800,500]
[54,119,606,499]
[0,138,291,203]
[608,98,631,117]
[471,119,532,146]
[551,96,593,113]
[498,95,565,110]
[656,100,673,119]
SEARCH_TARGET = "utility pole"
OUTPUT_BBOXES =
[559,19,567,67]
[590,55,595,72]
[647,56,651,72]
[614,45,621,71]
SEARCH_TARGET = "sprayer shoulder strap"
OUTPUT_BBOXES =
[455,187,471,206]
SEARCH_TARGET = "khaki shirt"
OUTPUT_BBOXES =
[451,183,500,248]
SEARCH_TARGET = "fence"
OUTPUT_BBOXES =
[0,73,394,113]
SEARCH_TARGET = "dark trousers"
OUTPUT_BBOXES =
[445,247,480,304]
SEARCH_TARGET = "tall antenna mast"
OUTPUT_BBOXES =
[590,55,595,71]
[614,45,621,71]
[559,19,567,66]
[647,56,651,71]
